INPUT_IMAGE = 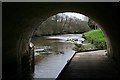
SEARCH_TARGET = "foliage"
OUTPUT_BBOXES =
[83,29,107,49]
[33,13,91,36]
[88,18,98,30]
[73,41,96,51]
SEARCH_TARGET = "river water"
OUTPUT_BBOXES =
[31,34,84,79]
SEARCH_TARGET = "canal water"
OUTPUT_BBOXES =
[31,34,84,79]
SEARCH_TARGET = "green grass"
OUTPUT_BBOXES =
[83,29,106,49]
[73,42,96,51]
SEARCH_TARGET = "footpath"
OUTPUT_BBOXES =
[58,50,120,80]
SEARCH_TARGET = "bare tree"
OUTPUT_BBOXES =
[33,13,91,36]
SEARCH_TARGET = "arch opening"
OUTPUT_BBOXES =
[29,12,108,78]
[3,3,119,80]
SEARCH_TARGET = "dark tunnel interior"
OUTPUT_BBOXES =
[2,2,120,80]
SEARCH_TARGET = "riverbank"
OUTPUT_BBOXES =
[32,32,85,38]
[83,29,106,49]
[73,29,107,52]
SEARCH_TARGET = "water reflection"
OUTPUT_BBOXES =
[32,34,84,56]
[31,34,84,78]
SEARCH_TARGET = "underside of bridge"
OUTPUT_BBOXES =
[2,2,120,80]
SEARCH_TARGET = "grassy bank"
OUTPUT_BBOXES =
[73,29,107,52]
[83,29,107,49]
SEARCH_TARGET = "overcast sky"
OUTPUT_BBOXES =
[62,12,89,22]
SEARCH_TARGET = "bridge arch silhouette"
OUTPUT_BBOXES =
[3,3,119,80]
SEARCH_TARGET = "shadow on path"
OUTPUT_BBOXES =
[57,50,120,80]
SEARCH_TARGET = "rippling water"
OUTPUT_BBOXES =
[31,34,84,78]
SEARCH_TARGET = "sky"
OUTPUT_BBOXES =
[62,12,89,22]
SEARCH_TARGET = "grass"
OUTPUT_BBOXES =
[73,29,107,52]
[73,42,96,51]
[83,29,105,42]
[83,29,106,49]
